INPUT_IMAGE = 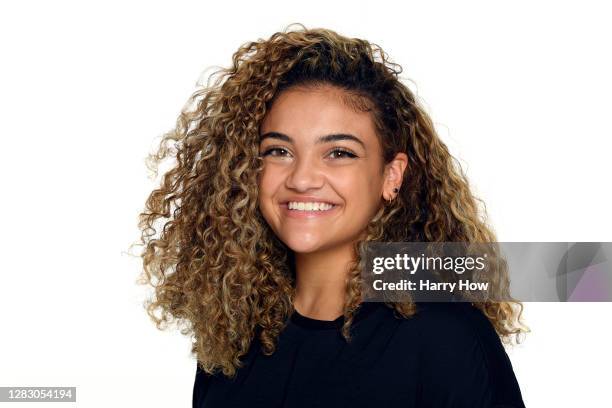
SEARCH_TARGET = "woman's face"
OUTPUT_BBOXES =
[257,84,404,255]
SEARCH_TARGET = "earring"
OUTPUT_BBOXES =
[386,187,399,203]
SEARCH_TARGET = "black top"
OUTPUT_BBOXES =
[192,302,525,407]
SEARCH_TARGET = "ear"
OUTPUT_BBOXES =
[382,152,409,201]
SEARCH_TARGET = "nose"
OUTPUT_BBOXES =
[285,154,325,191]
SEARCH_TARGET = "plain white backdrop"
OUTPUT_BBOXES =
[1,1,611,407]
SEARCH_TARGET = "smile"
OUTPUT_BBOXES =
[287,201,335,211]
[279,202,340,218]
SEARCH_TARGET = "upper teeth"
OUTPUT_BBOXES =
[288,202,334,211]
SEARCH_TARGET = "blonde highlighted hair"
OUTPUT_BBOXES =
[135,23,528,378]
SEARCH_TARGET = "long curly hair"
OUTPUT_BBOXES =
[135,23,528,378]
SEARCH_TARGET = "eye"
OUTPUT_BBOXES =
[328,148,358,159]
[260,147,290,157]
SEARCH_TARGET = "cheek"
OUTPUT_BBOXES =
[334,170,383,210]
[257,168,281,213]
[257,167,276,198]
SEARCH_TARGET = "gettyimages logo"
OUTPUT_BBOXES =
[359,242,612,302]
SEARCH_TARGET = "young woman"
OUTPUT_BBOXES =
[137,24,528,407]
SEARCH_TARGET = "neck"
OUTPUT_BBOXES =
[292,241,357,321]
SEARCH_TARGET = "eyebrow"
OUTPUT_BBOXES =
[259,131,366,149]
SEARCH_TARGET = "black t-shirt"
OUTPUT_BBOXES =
[192,302,526,407]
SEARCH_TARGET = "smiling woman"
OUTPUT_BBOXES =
[136,23,528,407]
[257,85,407,290]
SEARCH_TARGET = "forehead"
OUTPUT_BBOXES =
[260,85,379,143]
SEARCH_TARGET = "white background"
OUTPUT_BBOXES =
[1,1,611,407]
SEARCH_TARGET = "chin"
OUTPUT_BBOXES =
[281,234,328,254]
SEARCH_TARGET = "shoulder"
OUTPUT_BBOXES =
[396,302,499,373]
[407,302,500,346]
[394,302,525,408]
[193,362,215,408]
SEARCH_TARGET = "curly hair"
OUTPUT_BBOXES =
[135,23,528,378]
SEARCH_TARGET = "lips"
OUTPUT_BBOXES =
[279,201,340,218]
[279,202,338,208]
[280,197,340,206]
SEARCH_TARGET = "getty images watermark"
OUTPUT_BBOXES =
[359,242,612,302]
